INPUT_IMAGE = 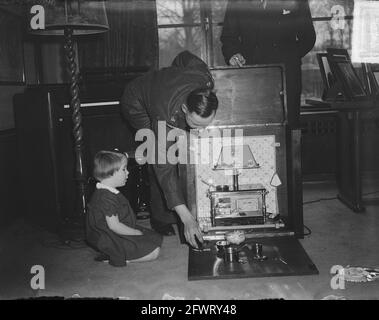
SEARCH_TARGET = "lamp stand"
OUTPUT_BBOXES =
[232,169,239,191]
[59,27,87,241]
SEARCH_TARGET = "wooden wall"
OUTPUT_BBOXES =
[300,109,379,181]
[301,110,338,180]
[0,129,19,229]
[0,87,25,229]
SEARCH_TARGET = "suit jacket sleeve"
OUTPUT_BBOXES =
[220,0,242,64]
[171,50,214,89]
[297,0,316,58]
[120,77,151,130]
[151,121,185,210]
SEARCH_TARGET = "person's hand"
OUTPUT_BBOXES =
[183,215,203,248]
[229,53,246,67]
[175,205,203,248]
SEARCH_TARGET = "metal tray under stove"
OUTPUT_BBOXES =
[188,237,318,281]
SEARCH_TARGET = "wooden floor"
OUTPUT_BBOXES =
[0,180,378,300]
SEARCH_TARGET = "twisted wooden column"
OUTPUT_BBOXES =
[64,27,87,219]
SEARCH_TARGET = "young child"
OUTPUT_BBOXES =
[86,150,162,267]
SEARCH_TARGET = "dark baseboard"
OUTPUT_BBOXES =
[303,171,379,182]
[302,173,336,183]
[362,171,379,180]
[0,128,16,137]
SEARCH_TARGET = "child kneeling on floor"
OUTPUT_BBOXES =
[86,150,162,267]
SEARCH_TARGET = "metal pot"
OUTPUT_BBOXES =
[224,245,239,263]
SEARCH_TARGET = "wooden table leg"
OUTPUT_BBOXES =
[337,110,365,212]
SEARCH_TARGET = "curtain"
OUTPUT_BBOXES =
[78,0,159,70]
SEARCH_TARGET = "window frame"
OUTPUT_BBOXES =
[156,0,355,102]
[157,0,354,68]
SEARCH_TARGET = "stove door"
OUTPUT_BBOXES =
[210,65,286,126]
[188,236,318,280]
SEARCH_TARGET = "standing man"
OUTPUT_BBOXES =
[121,51,218,248]
[220,0,316,127]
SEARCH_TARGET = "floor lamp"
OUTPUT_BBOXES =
[28,0,109,240]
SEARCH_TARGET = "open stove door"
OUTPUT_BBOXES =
[188,237,318,281]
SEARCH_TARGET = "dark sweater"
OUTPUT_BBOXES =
[86,189,162,266]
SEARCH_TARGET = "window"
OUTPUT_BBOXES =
[304,0,354,101]
[156,0,355,102]
[156,0,203,67]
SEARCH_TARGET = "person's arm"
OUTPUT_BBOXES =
[153,163,203,248]
[106,215,143,236]
[296,0,316,58]
[220,0,243,65]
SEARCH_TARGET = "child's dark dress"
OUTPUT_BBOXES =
[86,188,163,266]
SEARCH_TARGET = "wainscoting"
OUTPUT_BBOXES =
[0,129,19,229]
[300,108,379,181]
[301,110,338,180]
[1,108,377,229]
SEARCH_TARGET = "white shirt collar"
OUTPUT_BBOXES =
[96,182,120,194]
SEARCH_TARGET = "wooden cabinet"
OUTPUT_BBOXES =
[300,108,338,180]
[187,66,305,237]
[300,105,379,181]
[187,65,318,280]
[332,101,379,212]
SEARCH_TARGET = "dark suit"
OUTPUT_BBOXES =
[220,0,316,126]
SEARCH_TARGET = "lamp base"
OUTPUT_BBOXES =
[58,216,86,242]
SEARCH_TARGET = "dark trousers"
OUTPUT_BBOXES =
[284,61,302,128]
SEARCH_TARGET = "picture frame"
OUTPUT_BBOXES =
[316,53,335,92]
[327,48,368,101]
[0,9,26,85]
[326,48,351,61]
[372,70,379,92]
[366,64,379,95]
